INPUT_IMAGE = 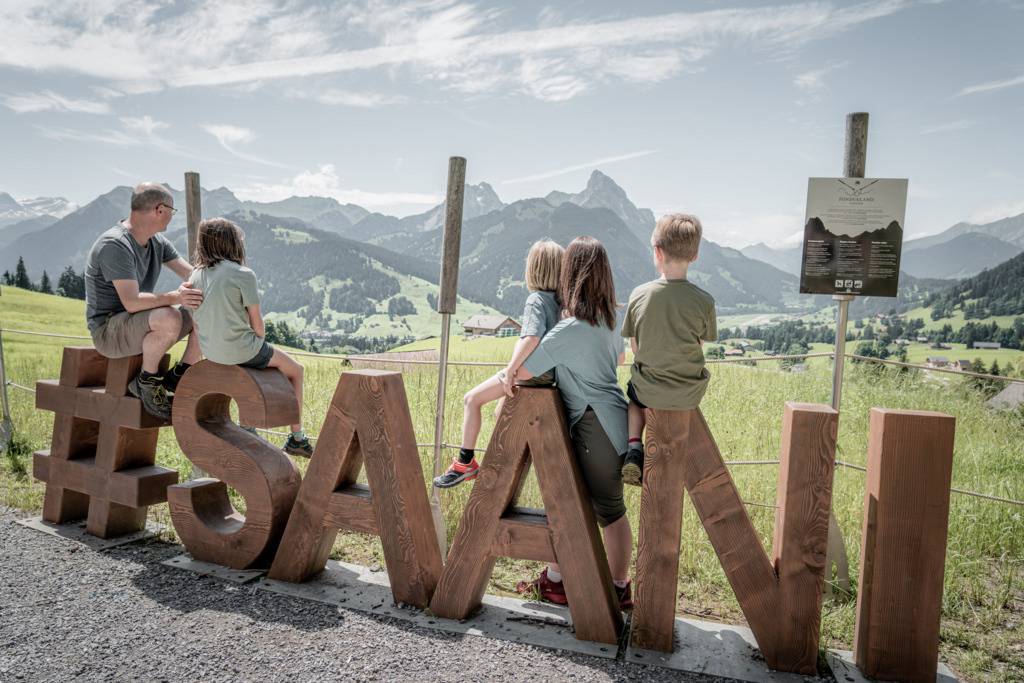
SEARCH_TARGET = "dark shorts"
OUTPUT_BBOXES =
[518,369,555,387]
[626,381,647,410]
[239,341,274,370]
[91,306,193,359]
[572,409,626,527]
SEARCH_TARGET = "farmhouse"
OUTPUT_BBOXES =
[955,360,973,372]
[926,356,949,368]
[973,341,1002,350]
[724,348,745,357]
[462,314,521,337]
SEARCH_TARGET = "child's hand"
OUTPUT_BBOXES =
[499,367,517,398]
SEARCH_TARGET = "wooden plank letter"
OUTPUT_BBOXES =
[631,404,837,674]
[268,370,442,608]
[33,347,179,538]
[854,408,955,683]
[168,360,301,569]
[429,387,622,645]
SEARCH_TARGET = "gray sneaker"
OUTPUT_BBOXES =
[128,374,172,421]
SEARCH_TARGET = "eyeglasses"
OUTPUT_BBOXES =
[157,203,178,215]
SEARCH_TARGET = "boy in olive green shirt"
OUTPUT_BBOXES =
[620,214,717,485]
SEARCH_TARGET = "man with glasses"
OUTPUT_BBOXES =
[84,182,204,419]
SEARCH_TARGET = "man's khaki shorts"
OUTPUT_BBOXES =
[91,306,193,359]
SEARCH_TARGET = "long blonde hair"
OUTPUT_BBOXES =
[525,239,563,292]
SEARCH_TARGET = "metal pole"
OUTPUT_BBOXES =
[824,112,869,596]
[184,172,205,479]
[431,156,467,557]
[0,329,13,450]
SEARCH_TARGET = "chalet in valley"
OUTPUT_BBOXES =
[462,314,522,337]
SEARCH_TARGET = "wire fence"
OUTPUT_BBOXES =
[2,325,1022,508]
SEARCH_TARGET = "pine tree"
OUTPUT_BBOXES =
[1,271,11,285]
[39,270,53,295]
[14,257,33,290]
[57,266,86,300]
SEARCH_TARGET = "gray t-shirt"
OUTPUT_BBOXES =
[188,260,264,365]
[85,224,181,331]
[522,317,628,455]
[520,290,560,338]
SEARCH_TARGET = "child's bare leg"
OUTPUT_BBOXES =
[266,349,304,433]
[628,401,645,443]
[461,375,506,450]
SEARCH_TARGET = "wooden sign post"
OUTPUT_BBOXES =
[269,370,442,608]
[33,347,179,538]
[631,404,838,674]
[854,408,955,681]
[430,387,622,645]
[168,361,301,569]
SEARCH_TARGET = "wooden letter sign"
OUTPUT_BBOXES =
[269,370,442,608]
[631,404,837,674]
[430,387,622,645]
[168,360,301,569]
[33,347,179,538]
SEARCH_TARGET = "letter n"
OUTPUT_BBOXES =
[268,370,442,609]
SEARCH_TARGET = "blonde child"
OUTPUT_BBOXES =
[620,214,717,485]
[433,239,563,487]
[188,218,313,457]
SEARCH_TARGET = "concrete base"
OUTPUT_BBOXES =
[825,650,960,683]
[626,617,825,683]
[257,559,617,660]
[16,516,163,551]
[160,554,266,584]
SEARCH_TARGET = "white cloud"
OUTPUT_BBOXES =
[502,150,657,185]
[956,73,1024,97]
[793,61,848,92]
[121,115,169,136]
[968,200,1024,225]
[235,164,441,209]
[920,119,976,135]
[201,123,288,169]
[0,0,913,104]
[301,89,408,108]
[3,90,111,114]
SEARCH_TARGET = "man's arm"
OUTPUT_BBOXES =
[164,258,193,280]
[246,304,266,339]
[112,279,201,313]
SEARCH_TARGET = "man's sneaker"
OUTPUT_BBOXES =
[516,568,568,605]
[616,580,633,610]
[284,435,314,458]
[128,374,172,421]
[433,459,479,488]
[161,364,189,394]
[622,448,644,486]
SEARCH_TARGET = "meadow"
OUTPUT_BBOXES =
[2,286,1022,681]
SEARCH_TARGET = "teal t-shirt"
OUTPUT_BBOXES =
[520,290,560,338]
[522,317,628,455]
[189,260,264,365]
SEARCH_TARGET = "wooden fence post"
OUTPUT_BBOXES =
[854,408,955,682]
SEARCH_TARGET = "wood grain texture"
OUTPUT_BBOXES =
[853,408,955,683]
[169,360,301,569]
[185,171,201,263]
[631,404,837,674]
[33,350,177,538]
[437,156,466,314]
[269,370,442,609]
[430,387,622,645]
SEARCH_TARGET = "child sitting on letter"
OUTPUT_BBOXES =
[620,214,717,485]
[188,218,313,457]
[433,239,564,487]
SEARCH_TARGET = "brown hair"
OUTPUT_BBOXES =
[652,213,702,262]
[525,239,563,292]
[560,236,617,330]
[194,218,246,268]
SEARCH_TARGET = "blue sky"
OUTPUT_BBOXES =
[1,0,1022,248]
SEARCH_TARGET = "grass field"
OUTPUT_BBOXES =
[2,286,1023,680]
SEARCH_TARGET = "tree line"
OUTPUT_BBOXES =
[2,256,85,300]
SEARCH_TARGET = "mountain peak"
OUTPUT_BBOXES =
[0,192,21,211]
[585,169,626,195]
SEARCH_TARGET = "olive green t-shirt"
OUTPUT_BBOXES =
[621,278,717,410]
[188,260,264,365]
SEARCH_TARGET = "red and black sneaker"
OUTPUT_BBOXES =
[616,580,633,610]
[432,459,479,488]
[516,568,569,605]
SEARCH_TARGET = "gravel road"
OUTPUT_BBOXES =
[0,511,731,682]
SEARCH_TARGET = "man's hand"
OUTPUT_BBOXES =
[177,281,203,309]
[499,366,517,398]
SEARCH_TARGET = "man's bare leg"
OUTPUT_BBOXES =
[141,307,182,373]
